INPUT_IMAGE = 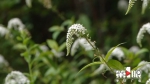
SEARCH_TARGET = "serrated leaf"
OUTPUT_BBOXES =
[125,0,135,15]
[78,62,102,73]
[105,43,125,62]
[107,59,124,70]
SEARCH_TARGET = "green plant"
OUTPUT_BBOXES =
[66,23,150,84]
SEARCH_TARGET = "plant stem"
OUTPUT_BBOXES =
[29,63,33,84]
[85,37,123,84]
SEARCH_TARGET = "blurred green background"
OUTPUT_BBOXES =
[0,0,150,84]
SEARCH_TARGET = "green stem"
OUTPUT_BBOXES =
[85,37,123,84]
[29,63,34,84]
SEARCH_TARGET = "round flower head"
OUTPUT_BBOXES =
[5,71,30,84]
[66,24,87,56]
[7,18,25,32]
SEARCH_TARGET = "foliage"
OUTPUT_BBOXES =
[0,0,150,84]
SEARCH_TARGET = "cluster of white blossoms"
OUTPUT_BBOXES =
[137,23,150,47]
[110,47,124,61]
[71,38,94,56]
[129,46,140,53]
[66,24,87,56]
[0,25,9,37]
[0,18,26,37]
[7,18,25,32]
[5,71,30,84]
[137,61,150,77]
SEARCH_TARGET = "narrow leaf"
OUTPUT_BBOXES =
[132,62,150,71]
[135,48,149,57]
[105,43,125,62]
[78,62,102,73]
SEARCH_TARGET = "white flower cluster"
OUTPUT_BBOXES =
[146,78,150,84]
[0,18,26,37]
[5,71,30,84]
[137,61,150,77]
[0,54,8,68]
[71,38,94,56]
[129,46,140,53]
[0,25,9,37]
[110,47,124,61]
[8,18,25,32]
[137,23,150,47]
[66,24,87,56]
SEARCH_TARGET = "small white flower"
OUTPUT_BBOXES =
[71,38,94,56]
[5,71,30,84]
[66,24,87,56]
[137,23,150,47]
[7,18,25,32]
[118,0,128,11]
[129,46,140,53]
[146,78,150,84]
[110,47,124,61]
[0,25,9,37]
[0,54,8,68]
[137,61,150,75]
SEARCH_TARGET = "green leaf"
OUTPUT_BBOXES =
[135,48,148,56]
[105,43,125,62]
[125,0,135,15]
[58,42,66,51]
[132,62,150,71]
[78,62,102,73]
[49,26,64,32]
[107,59,124,70]
[23,37,31,45]
[47,39,58,50]
[13,43,26,50]
[52,32,60,40]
